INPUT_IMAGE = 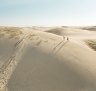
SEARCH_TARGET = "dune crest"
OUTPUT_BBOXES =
[0,27,96,91]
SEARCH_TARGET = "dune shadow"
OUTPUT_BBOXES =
[7,46,96,91]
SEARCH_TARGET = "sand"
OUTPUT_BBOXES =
[0,27,96,91]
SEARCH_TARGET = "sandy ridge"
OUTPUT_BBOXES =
[0,34,28,91]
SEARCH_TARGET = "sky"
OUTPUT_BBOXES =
[0,0,96,26]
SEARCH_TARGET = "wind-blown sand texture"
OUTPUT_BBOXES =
[84,40,96,51]
[0,26,96,91]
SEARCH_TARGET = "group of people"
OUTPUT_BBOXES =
[63,36,69,41]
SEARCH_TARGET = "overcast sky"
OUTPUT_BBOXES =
[0,0,96,26]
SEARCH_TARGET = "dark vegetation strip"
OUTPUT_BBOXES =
[84,40,96,51]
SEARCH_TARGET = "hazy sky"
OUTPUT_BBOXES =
[0,0,96,26]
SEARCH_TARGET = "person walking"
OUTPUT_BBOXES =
[63,36,65,40]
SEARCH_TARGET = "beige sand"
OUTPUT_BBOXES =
[0,27,96,91]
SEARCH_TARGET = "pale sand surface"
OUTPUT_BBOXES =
[0,27,96,91]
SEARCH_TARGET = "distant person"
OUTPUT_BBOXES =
[67,37,69,41]
[63,36,65,40]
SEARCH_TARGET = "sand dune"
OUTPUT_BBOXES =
[0,27,96,91]
[46,27,96,39]
[84,40,96,51]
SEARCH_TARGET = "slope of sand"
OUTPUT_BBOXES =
[0,27,96,91]
[84,39,96,51]
[46,26,96,39]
